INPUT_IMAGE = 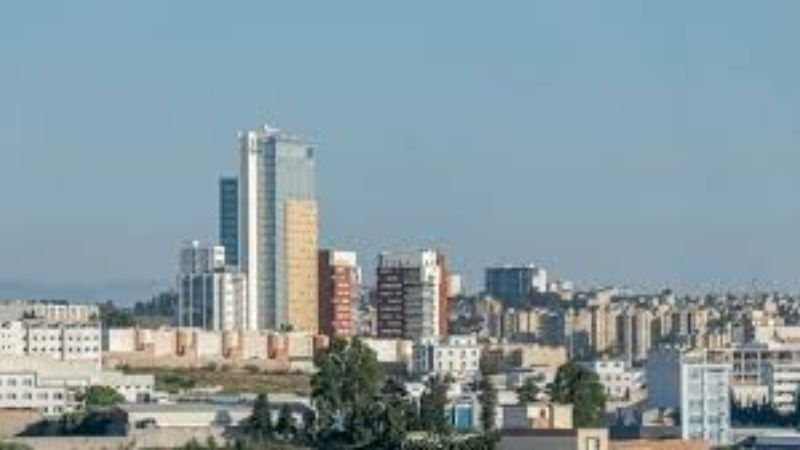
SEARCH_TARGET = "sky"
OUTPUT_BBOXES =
[2,1,800,302]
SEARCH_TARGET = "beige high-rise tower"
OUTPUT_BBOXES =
[239,124,319,332]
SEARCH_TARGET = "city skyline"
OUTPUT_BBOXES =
[4,2,800,301]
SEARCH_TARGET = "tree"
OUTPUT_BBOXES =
[312,337,385,447]
[419,375,450,435]
[548,362,607,427]
[248,392,273,437]
[380,377,411,449]
[83,386,125,408]
[794,389,800,427]
[98,301,135,327]
[276,404,297,438]
[478,376,498,432]
[516,377,540,404]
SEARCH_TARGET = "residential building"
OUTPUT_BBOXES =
[617,307,653,366]
[176,241,252,331]
[485,265,548,304]
[411,335,481,380]
[0,320,101,368]
[376,249,448,340]
[0,299,99,323]
[497,402,573,430]
[239,123,318,332]
[579,360,644,404]
[318,250,360,338]
[647,348,731,446]
[218,176,239,267]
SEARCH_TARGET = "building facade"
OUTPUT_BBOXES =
[318,250,359,338]
[647,348,731,447]
[218,176,239,267]
[0,357,153,415]
[176,241,252,331]
[239,124,318,332]
[376,250,447,340]
[411,335,481,380]
[485,265,548,305]
[0,320,102,368]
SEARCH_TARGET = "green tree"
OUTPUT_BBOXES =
[419,375,450,435]
[478,376,498,432]
[516,377,540,404]
[276,404,297,438]
[83,385,125,408]
[379,377,412,449]
[312,337,385,447]
[248,392,273,437]
[98,301,135,327]
[548,361,607,427]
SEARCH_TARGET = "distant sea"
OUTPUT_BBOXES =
[0,279,171,306]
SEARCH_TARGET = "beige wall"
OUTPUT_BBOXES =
[284,200,319,333]
[611,440,709,450]
[577,428,609,450]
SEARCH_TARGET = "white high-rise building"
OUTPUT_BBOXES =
[647,348,731,447]
[177,241,252,330]
[240,124,318,332]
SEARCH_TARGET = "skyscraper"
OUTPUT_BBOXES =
[376,249,448,340]
[239,124,319,332]
[219,177,239,267]
[176,241,252,330]
[318,249,360,338]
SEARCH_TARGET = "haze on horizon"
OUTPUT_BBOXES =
[3,1,800,302]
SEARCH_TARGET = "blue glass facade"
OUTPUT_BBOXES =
[219,177,239,266]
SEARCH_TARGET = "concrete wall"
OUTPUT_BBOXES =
[5,428,225,450]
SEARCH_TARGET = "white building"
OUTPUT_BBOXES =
[0,320,102,368]
[579,359,644,402]
[177,241,253,331]
[412,335,481,380]
[0,357,154,415]
[647,348,731,446]
[0,299,99,323]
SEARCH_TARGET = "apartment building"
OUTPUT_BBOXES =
[318,249,360,338]
[647,348,731,447]
[411,335,481,380]
[376,250,448,340]
[0,320,101,368]
[0,299,99,323]
[579,360,644,403]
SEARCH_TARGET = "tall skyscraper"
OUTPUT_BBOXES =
[318,249,360,338]
[176,241,252,330]
[376,249,448,340]
[219,177,239,267]
[239,124,319,332]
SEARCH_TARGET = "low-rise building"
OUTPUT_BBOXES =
[0,320,102,368]
[579,360,644,404]
[411,335,481,380]
[0,357,154,415]
[0,299,99,323]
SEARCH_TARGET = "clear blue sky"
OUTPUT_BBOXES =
[3,1,800,301]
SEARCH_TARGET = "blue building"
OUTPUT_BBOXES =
[219,177,239,267]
